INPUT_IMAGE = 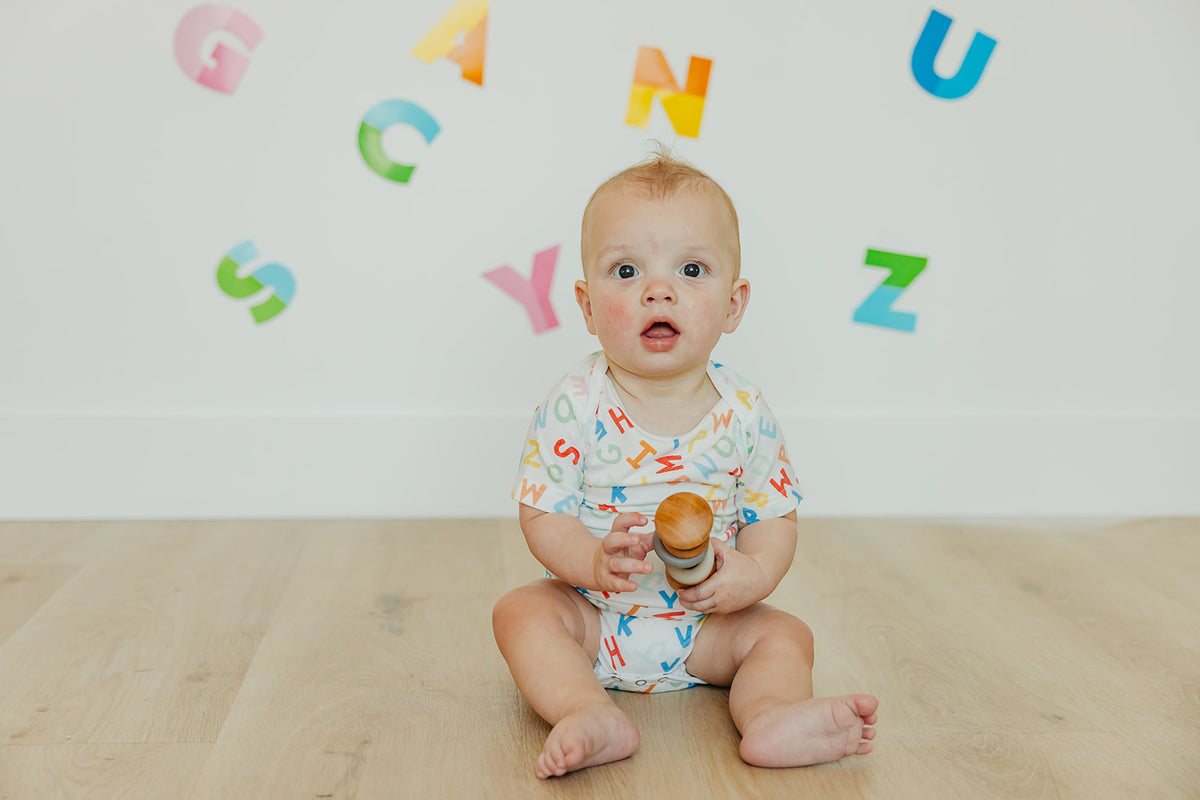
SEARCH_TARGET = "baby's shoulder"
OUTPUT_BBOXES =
[545,351,604,397]
[709,360,766,413]
[530,352,605,419]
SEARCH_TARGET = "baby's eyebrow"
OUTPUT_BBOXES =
[595,245,722,261]
[595,245,632,261]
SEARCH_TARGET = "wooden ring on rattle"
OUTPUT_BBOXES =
[652,532,706,568]
[665,542,715,586]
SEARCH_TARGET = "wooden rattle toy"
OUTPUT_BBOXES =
[652,492,717,590]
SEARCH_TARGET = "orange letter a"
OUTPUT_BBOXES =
[411,0,488,86]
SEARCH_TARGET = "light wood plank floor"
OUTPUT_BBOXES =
[0,518,1197,799]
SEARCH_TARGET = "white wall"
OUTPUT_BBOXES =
[2,0,1197,518]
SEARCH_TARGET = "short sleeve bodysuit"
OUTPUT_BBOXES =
[512,351,802,623]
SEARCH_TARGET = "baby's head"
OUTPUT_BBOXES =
[575,151,750,380]
[580,152,741,278]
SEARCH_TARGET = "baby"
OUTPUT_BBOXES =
[492,152,878,778]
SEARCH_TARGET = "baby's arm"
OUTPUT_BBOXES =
[676,510,798,615]
[519,504,655,593]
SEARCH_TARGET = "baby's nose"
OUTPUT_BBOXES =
[642,278,675,302]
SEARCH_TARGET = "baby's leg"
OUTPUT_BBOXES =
[492,579,639,778]
[686,604,878,768]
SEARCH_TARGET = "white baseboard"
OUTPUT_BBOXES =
[1,415,1197,519]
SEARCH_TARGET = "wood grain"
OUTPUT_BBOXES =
[0,517,1196,798]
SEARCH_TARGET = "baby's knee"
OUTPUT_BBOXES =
[492,584,542,637]
[492,579,586,642]
[758,610,815,662]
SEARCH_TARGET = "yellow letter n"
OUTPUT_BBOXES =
[625,46,712,138]
[410,0,488,86]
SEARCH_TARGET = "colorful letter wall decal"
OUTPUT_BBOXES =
[167,11,991,342]
[911,9,997,100]
[216,240,295,324]
[411,0,488,86]
[483,245,561,334]
[625,46,712,138]
[174,5,263,94]
[358,100,441,183]
[853,249,928,333]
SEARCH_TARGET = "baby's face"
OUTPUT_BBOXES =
[576,184,749,382]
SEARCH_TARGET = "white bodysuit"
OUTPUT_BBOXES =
[512,352,801,692]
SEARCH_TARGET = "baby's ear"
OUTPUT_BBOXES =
[724,278,750,333]
[575,280,598,335]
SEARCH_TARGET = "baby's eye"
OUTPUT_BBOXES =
[680,263,705,278]
[616,264,638,279]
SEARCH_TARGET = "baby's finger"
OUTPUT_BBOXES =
[709,537,733,565]
[612,556,652,576]
[601,575,639,594]
[610,512,649,534]
[677,579,715,605]
[678,591,715,613]
[628,532,656,556]
[602,530,642,554]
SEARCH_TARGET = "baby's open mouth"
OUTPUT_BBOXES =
[641,321,680,351]
[642,322,679,339]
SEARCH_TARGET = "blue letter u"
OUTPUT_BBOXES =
[911,9,996,100]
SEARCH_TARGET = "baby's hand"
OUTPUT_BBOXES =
[591,513,654,593]
[676,539,768,615]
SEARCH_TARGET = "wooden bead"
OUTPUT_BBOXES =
[654,492,714,556]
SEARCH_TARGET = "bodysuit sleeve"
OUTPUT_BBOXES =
[510,371,592,517]
[736,394,802,525]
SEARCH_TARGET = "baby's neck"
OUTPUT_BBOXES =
[606,364,720,437]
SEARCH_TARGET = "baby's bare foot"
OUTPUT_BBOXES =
[535,703,640,779]
[739,694,879,768]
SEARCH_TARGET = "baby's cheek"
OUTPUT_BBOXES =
[596,304,632,331]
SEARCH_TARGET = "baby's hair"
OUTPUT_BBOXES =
[582,144,741,273]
